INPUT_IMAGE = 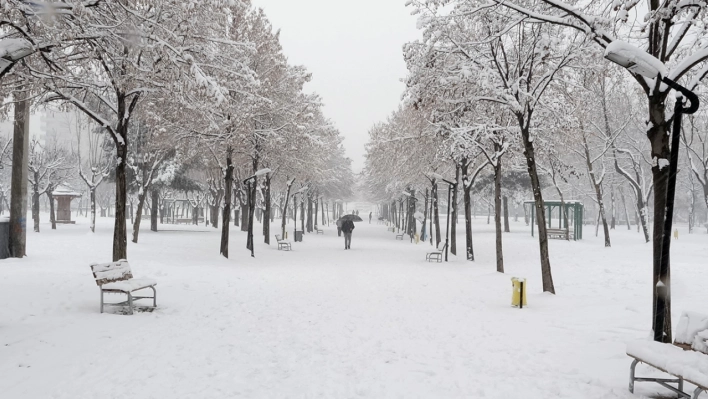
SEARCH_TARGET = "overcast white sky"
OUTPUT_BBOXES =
[250,0,421,172]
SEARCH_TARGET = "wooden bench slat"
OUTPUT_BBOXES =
[91,259,132,286]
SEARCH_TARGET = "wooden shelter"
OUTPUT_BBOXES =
[52,184,82,224]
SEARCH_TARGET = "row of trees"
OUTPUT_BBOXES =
[1,1,354,260]
[364,0,708,342]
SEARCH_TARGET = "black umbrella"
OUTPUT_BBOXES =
[338,214,363,222]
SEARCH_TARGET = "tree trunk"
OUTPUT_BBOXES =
[648,95,672,343]
[113,141,128,261]
[584,133,611,247]
[211,203,219,229]
[281,181,293,238]
[462,161,474,261]
[494,158,504,273]
[321,197,326,226]
[150,189,158,232]
[421,189,428,241]
[314,196,318,228]
[240,190,248,232]
[220,149,233,258]
[521,123,554,294]
[408,189,417,237]
[610,185,616,229]
[503,196,510,233]
[131,190,146,243]
[306,195,313,232]
[90,189,97,233]
[47,191,56,230]
[32,184,39,233]
[621,188,631,231]
[451,165,459,255]
[688,185,695,234]
[9,93,29,257]
[432,181,441,247]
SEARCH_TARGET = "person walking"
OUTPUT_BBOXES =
[342,219,355,249]
[369,212,372,224]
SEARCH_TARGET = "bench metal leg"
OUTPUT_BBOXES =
[100,289,104,313]
[694,387,704,399]
[127,292,134,315]
[629,358,639,393]
[679,377,684,393]
[150,286,157,307]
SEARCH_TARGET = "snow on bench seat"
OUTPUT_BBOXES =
[627,340,708,389]
[101,278,158,293]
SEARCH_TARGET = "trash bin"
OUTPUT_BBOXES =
[511,277,527,308]
[295,230,303,242]
[0,216,9,259]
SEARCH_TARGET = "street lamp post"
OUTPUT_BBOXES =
[605,42,700,342]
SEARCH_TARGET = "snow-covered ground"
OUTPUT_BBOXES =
[1,210,707,398]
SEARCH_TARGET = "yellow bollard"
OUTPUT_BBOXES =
[511,277,527,308]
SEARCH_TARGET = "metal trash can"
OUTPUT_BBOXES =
[0,216,10,259]
[295,230,303,242]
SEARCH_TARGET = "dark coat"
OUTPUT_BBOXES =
[341,219,355,233]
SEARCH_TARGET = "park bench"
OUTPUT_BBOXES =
[315,225,324,234]
[627,311,708,399]
[90,259,157,315]
[395,233,404,240]
[425,243,447,263]
[275,234,291,251]
[546,228,569,240]
[388,226,396,232]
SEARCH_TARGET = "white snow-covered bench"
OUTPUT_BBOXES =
[315,225,323,234]
[275,234,291,251]
[627,311,708,399]
[395,232,404,240]
[90,259,157,315]
[425,243,447,263]
[546,228,569,240]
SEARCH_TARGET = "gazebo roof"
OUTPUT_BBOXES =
[523,200,583,206]
[52,184,81,197]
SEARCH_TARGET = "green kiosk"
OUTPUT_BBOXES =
[524,200,584,241]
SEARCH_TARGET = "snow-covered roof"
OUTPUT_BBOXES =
[523,200,583,204]
[52,184,81,197]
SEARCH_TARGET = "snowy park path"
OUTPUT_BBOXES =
[2,215,707,398]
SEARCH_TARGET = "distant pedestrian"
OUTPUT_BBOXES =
[674,228,679,240]
[336,219,342,236]
[342,219,355,249]
[369,212,372,224]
